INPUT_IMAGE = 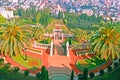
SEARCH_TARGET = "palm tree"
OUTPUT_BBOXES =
[91,24,120,60]
[32,24,44,41]
[0,20,31,59]
[72,28,87,40]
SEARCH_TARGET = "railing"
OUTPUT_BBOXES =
[34,43,51,49]
[44,33,53,37]
[69,44,91,50]
[63,34,74,37]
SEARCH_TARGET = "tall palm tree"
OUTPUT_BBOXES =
[0,20,31,58]
[91,24,120,60]
[71,28,91,42]
[32,24,44,41]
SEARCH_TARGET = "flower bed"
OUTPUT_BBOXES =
[76,57,107,71]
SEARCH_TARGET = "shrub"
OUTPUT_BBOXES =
[13,66,19,72]
[70,70,74,80]
[119,59,120,63]
[89,72,95,78]
[24,70,29,76]
[4,63,11,69]
[114,62,119,68]
[78,74,83,80]
[107,66,112,71]
[99,69,104,75]
[83,68,88,80]
[36,72,41,78]
[0,58,4,65]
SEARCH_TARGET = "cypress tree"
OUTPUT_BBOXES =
[70,70,74,80]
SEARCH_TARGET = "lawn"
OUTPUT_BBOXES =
[91,66,120,80]
[76,57,107,71]
[12,54,42,69]
[0,68,37,80]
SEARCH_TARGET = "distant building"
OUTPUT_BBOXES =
[0,10,14,19]
[82,9,93,16]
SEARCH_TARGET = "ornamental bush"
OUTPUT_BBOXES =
[13,66,19,72]
[99,69,104,75]
[89,72,95,78]
[36,72,41,79]
[4,63,11,69]
[107,66,112,71]
[24,70,29,76]
[0,58,4,65]
[114,62,119,68]
[119,59,120,63]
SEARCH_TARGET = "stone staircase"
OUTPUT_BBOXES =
[54,43,65,55]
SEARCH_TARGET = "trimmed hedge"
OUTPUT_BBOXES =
[24,70,29,76]
[4,63,11,69]
[89,72,95,78]
[114,62,119,68]
[13,66,19,72]
[36,72,41,78]
[0,58,4,65]
[99,69,104,75]
[107,66,112,71]
[119,59,120,63]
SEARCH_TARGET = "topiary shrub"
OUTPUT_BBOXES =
[78,74,83,80]
[119,59,120,63]
[99,69,104,75]
[36,72,41,79]
[24,70,29,76]
[70,70,74,80]
[89,72,95,78]
[4,63,11,69]
[83,68,88,80]
[13,66,19,72]
[107,66,112,71]
[114,62,119,68]
[0,58,4,65]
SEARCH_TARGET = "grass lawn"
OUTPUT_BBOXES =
[76,57,107,71]
[0,68,37,80]
[12,54,42,69]
[91,66,120,80]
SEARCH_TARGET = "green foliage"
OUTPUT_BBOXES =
[39,9,52,27]
[0,58,4,65]
[78,68,88,80]
[63,12,104,31]
[70,70,74,80]
[39,38,51,44]
[99,69,104,75]
[36,12,41,23]
[83,68,88,80]
[13,66,19,72]
[89,72,95,78]
[36,72,41,79]
[90,24,120,60]
[107,66,112,71]
[114,62,119,68]
[0,20,31,57]
[24,70,29,76]
[0,67,37,80]
[4,63,11,69]
[41,66,49,80]
[0,14,5,24]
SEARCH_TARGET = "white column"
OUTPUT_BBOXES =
[66,41,69,56]
[50,41,53,56]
